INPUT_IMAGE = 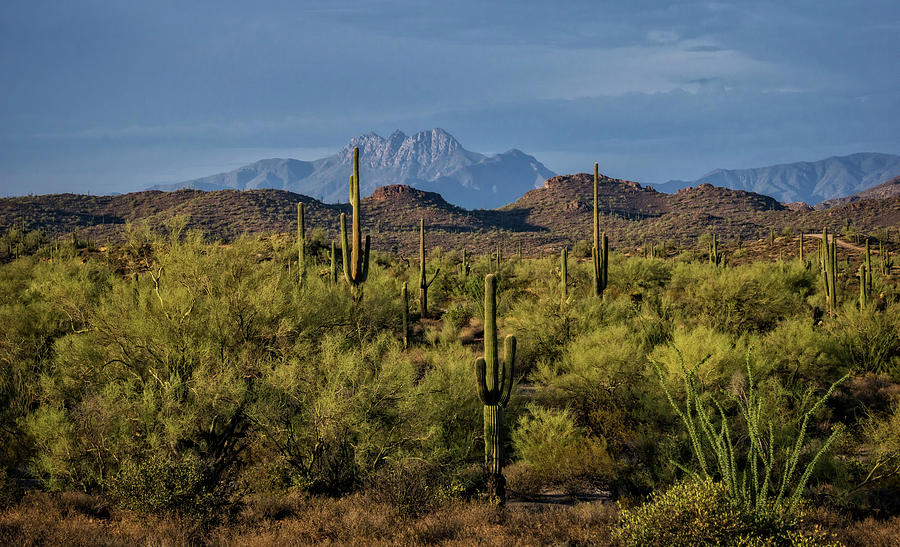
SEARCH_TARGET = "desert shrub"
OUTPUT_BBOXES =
[839,398,900,513]
[650,325,748,387]
[442,301,473,330]
[253,332,418,496]
[614,255,672,292]
[571,239,591,258]
[511,405,615,488]
[822,305,900,378]
[412,344,484,469]
[107,456,223,520]
[366,460,450,517]
[0,467,22,509]
[613,478,838,546]
[756,318,834,383]
[667,261,814,334]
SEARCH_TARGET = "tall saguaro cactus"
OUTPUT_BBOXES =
[859,264,869,309]
[418,219,440,318]
[561,247,568,306]
[474,274,516,504]
[865,239,873,295]
[340,147,370,294]
[822,227,837,315]
[592,163,609,296]
[401,281,409,349]
[297,202,306,284]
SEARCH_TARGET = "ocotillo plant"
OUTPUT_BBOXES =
[591,163,609,297]
[418,219,440,318]
[401,281,409,349]
[297,202,306,285]
[560,247,568,306]
[474,273,516,504]
[340,147,370,295]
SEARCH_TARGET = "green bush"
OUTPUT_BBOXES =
[614,478,838,546]
[511,405,614,487]
[107,456,221,520]
[823,305,900,378]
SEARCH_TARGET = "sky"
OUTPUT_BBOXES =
[1,0,899,196]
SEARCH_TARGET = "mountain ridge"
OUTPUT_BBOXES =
[151,128,555,210]
[657,152,900,205]
[8,173,900,256]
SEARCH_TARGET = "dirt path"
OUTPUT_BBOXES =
[804,233,877,254]
[507,488,611,511]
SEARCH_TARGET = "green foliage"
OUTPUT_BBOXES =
[107,456,221,520]
[667,261,814,334]
[822,305,900,378]
[614,478,838,546]
[1,213,898,528]
[512,405,614,485]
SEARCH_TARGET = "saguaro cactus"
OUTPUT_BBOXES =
[859,264,869,309]
[297,202,306,284]
[340,147,370,294]
[592,163,609,296]
[865,239,873,295]
[474,273,516,504]
[709,233,721,267]
[822,227,837,315]
[799,231,804,263]
[561,247,568,306]
[418,219,440,318]
[460,249,470,277]
[401,281,409,349]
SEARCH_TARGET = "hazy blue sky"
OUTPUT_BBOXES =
[1,0,898,195]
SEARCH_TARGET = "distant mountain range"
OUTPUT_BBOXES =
[151,128,555,210]
[817,175,900,209]
[657,152,900,205]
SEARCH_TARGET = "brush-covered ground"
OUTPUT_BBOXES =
[1,219,899,545]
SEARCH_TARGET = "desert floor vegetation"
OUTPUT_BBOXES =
[1,217,899,545]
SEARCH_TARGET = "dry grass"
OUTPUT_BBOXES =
[4,490,900,546]
[1,491,616,546]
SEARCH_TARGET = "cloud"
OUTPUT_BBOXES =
[646,30,680,43]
